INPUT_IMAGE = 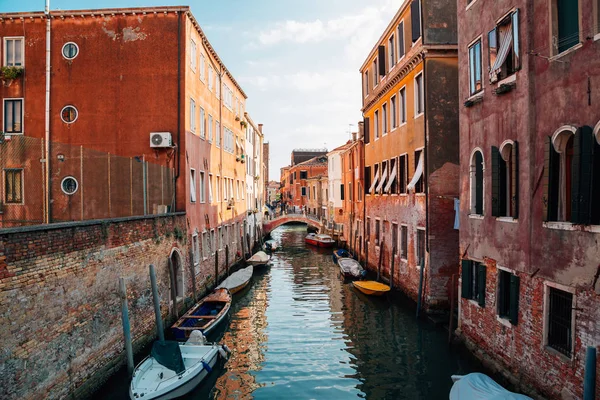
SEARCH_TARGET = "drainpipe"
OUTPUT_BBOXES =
[422,50,429,309]
[174,11,182,212]
[44,0,51,223]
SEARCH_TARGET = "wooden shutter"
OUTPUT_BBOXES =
[475,152,483,215]
[571,126,593,224]
[461,260,472,299]
[340,184,345,201]
[477,263,486,307]
[411,0,421,43]
[398,21,405,58]
[511,141,519,218]
[543,136,560,221]
[491,146,501,217]
[488,28,497,74]
[512,9,520,70]
[509,274,520,325]
[378,45,386,77]
[364,117,370,144]
[592,139,600,225]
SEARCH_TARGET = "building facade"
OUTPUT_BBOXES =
[359,0,459,310]
[458,1,600,398]
[340,130,365,252]
[280,151,328,213]
[327,142,352,233]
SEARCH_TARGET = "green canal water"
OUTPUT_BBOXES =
[96,224,482,399]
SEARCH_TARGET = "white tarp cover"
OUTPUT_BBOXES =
[376,165,388,193]
[369,169,380,193]
[217,265,253,291]
[449,373,533,400]
[384,162,397,193]
[407,152,424,191]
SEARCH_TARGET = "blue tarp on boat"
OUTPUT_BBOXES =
[449,373,533,400]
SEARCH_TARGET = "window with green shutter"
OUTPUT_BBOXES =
[555,0,580,54]
[498,270,519,324]
[570,126,594,224]
[461,260,486,307]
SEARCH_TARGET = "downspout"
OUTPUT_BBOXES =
[174,12,182,211]
[44,0,51,223]
[422,51,429,312]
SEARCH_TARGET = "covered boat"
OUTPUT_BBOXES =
[305,233,335,248]
[130,331,229,400]
[332,248,353,264]
[338,258,366,280]
[216,265,253,294]
[449,373,533,400]
[352,280,391,296]
[171,288,231,340]
[263,239,279,252]
[246,251,271,267]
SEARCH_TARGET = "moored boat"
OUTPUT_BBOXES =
[246,251,271,267]
[130,331,230,400]
[216,265,253,294]
[352,280,391,296]
[263,239,279,252]
[305,233,335,248]
[171,288,231,340]
[338,257,366,280]
[449,373,533,399]
[332,248,353,264]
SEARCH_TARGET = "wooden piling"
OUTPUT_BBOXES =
[168,258,178,318]
[188,250,197,303]
[377,240,385,282]
[214,252,219,290]
[226,245,230,277]
[416,257,425,318]
[148,264,165,342]
[118,278,134,376]
[448,274,456,344]
[390,246,396,290]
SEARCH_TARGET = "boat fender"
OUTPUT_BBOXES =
[223,344,231,354]
[201,360,212,373]
[360,270,368,278]
[218,347,229,360]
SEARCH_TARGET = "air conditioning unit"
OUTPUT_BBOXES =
[150,132,172,148]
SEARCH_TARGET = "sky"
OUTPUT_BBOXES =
[0,0,399,181]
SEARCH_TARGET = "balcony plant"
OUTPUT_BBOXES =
[240,120,247,128]
[1,66,24,86]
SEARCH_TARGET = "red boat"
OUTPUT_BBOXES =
[305,233,335,248]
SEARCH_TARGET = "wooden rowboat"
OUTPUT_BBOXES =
[305,233,335,248]
[246,251,271,267]
[171,288,231,340]
[216,265,253,294]
[353,280,391,296]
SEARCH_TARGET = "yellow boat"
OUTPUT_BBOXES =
[352,280,391,296]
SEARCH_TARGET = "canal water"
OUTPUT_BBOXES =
[97,224,482,399]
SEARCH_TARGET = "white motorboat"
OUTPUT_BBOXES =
[130,331,229,400]
[246,251,271,267]
[263,239,279,252]
[217,265,253,294]
[449,373,533,400]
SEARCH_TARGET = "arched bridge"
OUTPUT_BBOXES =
[263,213,322,235]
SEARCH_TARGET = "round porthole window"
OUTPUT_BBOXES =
[61,176,78,195]
[62,42,79,60]
[60,106,78,123]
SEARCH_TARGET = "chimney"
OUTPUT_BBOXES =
[352,131,357,142]
[258,124,263,134]
[358,121,364,139]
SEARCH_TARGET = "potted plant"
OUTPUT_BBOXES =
[1,66,24,86]
[235,116,240,122]
[240,120,247,128]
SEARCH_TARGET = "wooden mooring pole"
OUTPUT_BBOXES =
[148,264,165,342]
[226,245,230,277]
[416,257,425,318]
[214,252,219,290]
[365,241,369,272]
[448,274,456,344]
[377,240,385,282]
[390,246,396,290]
[118,278,134,377]
[168,258,178,318]
[188,250,197,303]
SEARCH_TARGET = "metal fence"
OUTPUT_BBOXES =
[0,135,175,228]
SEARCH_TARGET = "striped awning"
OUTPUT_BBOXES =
[376,165,388,193]
[369,169,380,193]
[384,162,397,193]
[407,152,424,191]
[489,28,512,81]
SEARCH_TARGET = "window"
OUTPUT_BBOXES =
[300,171,308,179]
[364,166,372,195]
[382,103,388,135]
[301,187,307,196]
[546,286,574,357]
[469,39,482,95]
[208,174,213,202]
[200,53,206,82]
[389,34,395,67]
[4,37,24,67]
[375,219,380,246]
[192,233,199,265]
[208,66,213,91]
[400,87,407,124]
[416,229,425,264]
[391,95,397,129]
[218,227,223,250]
[366,217,371,242]
[492,142,519,218]
[200,107,205,138]
[414,150,424,193]
[340,184,345,201]
[60,105,78,124]
[392,223,398,255]
[398,22,405,60]
[3,99,23,134]
[400,225,408,259]
[4,169,23,203]
[190,39,197,71]
[374,110,380,139]
[61,176,78,195]
[199,171,206,203]
[208,115,213,142]
[216,176,220,202]
[414,73,424,116]
[349,182,353,201]
[190,99,196,133]
[387,158,398,194]
[364,71,369,96]
[190,169,197,202]
[488,10,520,83]
[497,269,520,324]
[62,42,78,60]
[210,229,215,254]
[470,150,484,215]
[216,121,220,147]
[202,231,208,259]
[372,59,378,87]
[461,260,486,307]
[399,154,408,193]
[411,0,422,43]
[551,0,580,54]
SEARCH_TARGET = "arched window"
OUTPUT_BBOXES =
[545,126,576,222]
[470,149,484,215]
[492,141,519,218]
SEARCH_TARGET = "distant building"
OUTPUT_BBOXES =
[266,181,280,205]
[291,148,328,166]
[280,154,327,213]
[263,141,269,202]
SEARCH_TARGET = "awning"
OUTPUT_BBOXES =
[489,27,512,82]
[369,169,380,193]
[407,152,424,191]
[376,165,388,193]
[384,162,397,193]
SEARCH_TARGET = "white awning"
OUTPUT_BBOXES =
[407,152,424,191]
[384,162,397,193]
[369,169,380,193]
[376,165,388,193]
[489,28,512,82]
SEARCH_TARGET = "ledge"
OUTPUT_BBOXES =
[549,43,583,62]
[469,214,484,220]
[496,217,517,224]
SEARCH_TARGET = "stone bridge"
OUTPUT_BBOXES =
[263,213,322,235]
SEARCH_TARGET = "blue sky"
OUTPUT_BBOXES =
[0,0,398,180]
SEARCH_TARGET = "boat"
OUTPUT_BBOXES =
[246,251,271,267]
[130,331,230,400]
[338,257,366,280]
[263,239,279,252]
[352,280,391,296]
[171,288,231,340]
[449,373,533,400]
[305,233,335,248]
[216,265,253,294]
[332,248,353,264]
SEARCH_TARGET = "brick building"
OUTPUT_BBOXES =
[358,0,459,310]
[458,0,600,398]
[339,129,365,252]
[279,154,328,213]
[327,141,352,232]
